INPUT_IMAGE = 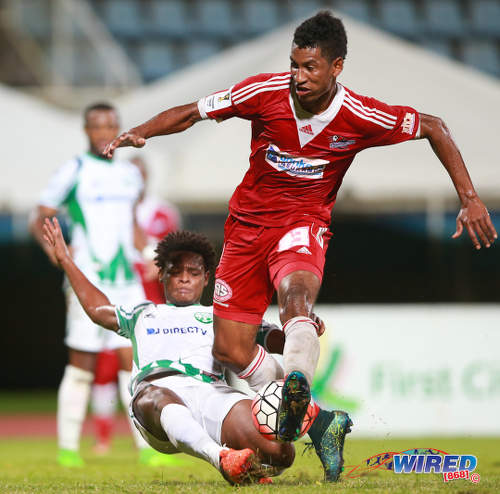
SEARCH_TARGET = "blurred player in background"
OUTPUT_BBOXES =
[42,221,297,485]
[131,155,182,303]
[104,11,496,480]
[90,349,119,454]
[30,102,168,467]
[90,155,181,456]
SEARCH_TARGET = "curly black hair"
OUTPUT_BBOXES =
[154,230,216,273]
[293,11,347,62]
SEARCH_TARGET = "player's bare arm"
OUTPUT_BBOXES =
[42,217,119,331]
[103,102,202,158]
[417,113,497,249]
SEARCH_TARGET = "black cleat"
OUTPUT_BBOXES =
[277,371,311,442]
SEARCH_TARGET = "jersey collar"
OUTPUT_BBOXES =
[289,83,346,148]
[86,151,114,164]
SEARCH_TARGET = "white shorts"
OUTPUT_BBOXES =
[130,375,249,453]
[65,283,145,352]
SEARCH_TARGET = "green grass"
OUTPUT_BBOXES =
[0,436,498,493]
[0,391,57,414]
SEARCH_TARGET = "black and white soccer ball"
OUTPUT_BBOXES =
[251,380,318,441]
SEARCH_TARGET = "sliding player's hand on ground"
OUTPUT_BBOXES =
[452,197,497,250]
[42,217,71,268]
[102,131,146,159]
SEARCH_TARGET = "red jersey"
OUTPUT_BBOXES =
[136,196,181,241]
[135,195,181,304]
[198,72,419,227]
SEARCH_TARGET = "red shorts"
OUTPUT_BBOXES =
[213,216,332,325]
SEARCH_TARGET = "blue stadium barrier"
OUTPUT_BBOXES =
[18,0,51,39]
[335,0,372,23]
[288,0,322,21]
[101,0,145,39]
[418,37,454,58]
[149,0,191,38]
[470,0,500,37]
[241,0,280,36]
[185,40,221,64]
[194,0,239,38]
[423,0,465,37]
[378,0,420,38]
[461,39,500,77]
[136,41,178,82]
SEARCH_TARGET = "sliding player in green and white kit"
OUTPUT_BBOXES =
[42,221,297,484]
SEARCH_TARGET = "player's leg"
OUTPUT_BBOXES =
[91,350,119,454]
[133,380,260,484]
[221,399,294,470]
[275,270,321,442]
[57,348,96,467]
[278,270,321,385]
[212,217,283,391]
[113,345,153,457]
[267,223,331,442]
[59,288,111,466]
[212,317,284,392]
[114,345,184,466]
[270,224,353,479]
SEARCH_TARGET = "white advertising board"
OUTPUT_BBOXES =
[264,304,500,437]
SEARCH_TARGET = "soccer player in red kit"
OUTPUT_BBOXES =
[104,12,496,481]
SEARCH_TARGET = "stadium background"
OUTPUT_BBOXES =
[1,0,499,442]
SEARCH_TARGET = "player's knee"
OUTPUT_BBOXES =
[212,342,250,370]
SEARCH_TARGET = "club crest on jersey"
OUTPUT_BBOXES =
[329,135,356,149]
[194,312,213,324]
[214,279,232,302]
[265,144,327,179]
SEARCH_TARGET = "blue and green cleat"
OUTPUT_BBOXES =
[307,409,353,481]
[277,371,311,442]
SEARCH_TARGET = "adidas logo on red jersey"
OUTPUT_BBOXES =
[297,246,312,255]
[299,124,313,135]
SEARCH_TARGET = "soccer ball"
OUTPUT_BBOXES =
[251,380,318,441]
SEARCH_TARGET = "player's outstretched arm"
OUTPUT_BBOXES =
[103,102,202,158]
[42,217,119,331]
[418,113,497,249]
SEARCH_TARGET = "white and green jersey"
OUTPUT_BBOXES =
[40,152,143,287]
[115,302,224,393]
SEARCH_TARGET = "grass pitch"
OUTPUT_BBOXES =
[0,436,499,494]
